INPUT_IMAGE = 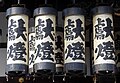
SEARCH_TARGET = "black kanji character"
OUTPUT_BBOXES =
[29,54,34,65]
[95,18,105,40]
[37,18,45,27]
[36,19,45,40]
[34,44,42,60]
[102,41,115,60]
[65,42,85,61]
[55,52,64,65]
[13,42,27,62]
[95,44,104,59]
[43,18,54,41]
[7,45,14,60]
[95,41,115,60]
[29,35,35,51]
[56,36,63,51]
[65,45,73,59]
[72,42,85,60]
[8,19,16,41]
[73,19,84,41]
[103,18,114,40]
[14,19,26,41]
[41,41,54,61]
[65,19,74,41]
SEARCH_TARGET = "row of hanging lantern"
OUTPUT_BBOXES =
[63,5,116,75]
[5,4,117,77]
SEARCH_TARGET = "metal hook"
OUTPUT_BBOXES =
[6,75,9,82]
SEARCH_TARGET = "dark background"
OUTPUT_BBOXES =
[0,0,119,11]
[0,0,120,83]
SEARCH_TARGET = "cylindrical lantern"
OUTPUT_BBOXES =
[92,6,116,74]
[29,27,35,74]
[6,7,30,76]
[63,7,85,74]
[33,7,57,74]
[55,26,64,73]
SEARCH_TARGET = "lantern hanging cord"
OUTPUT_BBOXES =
[18,0,20,4]
[45,0,47,5]
[73,0,76,4]
[101,0,103,3]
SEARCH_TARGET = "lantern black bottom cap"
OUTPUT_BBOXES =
[34,62,55,76]
[93,64,116,75]
[5,64,28,77]
[64,63,85,75]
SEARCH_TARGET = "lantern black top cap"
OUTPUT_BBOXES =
[34,7,57,17]
[63,7,85,18]
[6,7,31,18]
[91,6,114,16]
